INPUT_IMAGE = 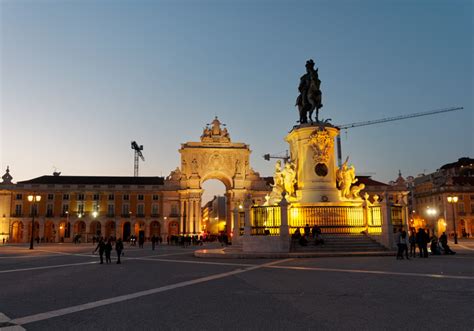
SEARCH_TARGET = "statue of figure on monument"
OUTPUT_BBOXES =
[336,157,364,200]
[266,160,297,205]
[282,161,297,197]
[295,59,323,124]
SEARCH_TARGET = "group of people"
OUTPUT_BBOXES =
[396,228,456,260]
[93,237,124,264]
[292,224,324,246]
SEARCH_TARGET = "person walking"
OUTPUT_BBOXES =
[396,228,404,260]
[115,238,124,264]
[105,238,113,264]
[151,235,156,250]
[409,230,417,258]
[416,228,428,258]
[93,237,105,264]
[401,230,410,259]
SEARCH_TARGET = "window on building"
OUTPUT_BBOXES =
[152,204,159,216]
[77,193,85,201]
[470,195,474,201]
[15,194,22,200]
[77,203,84,214]
[108,194,114,201]
[123,194,129,201]
[47,194,54,200]
[107,204,114,216]
[458,204,465,213]
[137,204,145,216]
[471,204,474,214]
[93,194,100,201]
[171,204,178,216]
[122,204,130,215]
[15,204,22,216]
[62,204,69,216]
[138,194,144,201]
[152,194,159,201]
[30,204,38,217]
[46,204,53,217]
[63,194,69,200]
[92,202,100,212]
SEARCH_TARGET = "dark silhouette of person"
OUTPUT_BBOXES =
[94,238,105,264]
[304,224,310,238]
[416,228,428,258]
[151,235,156,250]
[105,239,113,264]
[115,238,124,264]
[439,232,456,255]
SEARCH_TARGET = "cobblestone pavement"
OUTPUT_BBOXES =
[1,240,473,330]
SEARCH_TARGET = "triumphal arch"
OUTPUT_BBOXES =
[165,117,270,235]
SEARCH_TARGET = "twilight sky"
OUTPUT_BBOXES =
[1,0,472,203]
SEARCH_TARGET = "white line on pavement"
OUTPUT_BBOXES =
[267,265,474,280]
[10,259,294,326]
[0,312,26,331]
[137,257,256,267]
[0,261,98,274]
[457,244,474,251]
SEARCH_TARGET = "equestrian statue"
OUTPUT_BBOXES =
[295,59,323,124]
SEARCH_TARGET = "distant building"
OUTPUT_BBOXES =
[201,196,227,234]
[412,157,474,237]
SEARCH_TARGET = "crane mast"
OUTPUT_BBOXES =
[131,141,145,177]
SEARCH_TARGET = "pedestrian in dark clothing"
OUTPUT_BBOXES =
[439,232,456,255]
[416,228,428,258]
[94,238,105,264]
[409,231,417,258]
[304,224,311,238]
[151,235,156,250]
[105,239,113,264]
[396,228,404,260]
[115,238,124,264]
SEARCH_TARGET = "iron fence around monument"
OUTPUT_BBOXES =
[289,206,365,234]
[369,206,382,235]
[391,205,403,232]
[251,206,281,236]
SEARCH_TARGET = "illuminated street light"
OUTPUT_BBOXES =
[27,194,41,250]
[92,211,98,218]
[447,195,459,244]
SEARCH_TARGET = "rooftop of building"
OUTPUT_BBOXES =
[17,175,165,186]
[440,157,474,170]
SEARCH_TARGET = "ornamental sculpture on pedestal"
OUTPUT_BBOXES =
[309,127,333,164]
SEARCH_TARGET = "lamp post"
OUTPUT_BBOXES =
[28,194,41,249]
[447,195,458,244]
[425,207,438,236]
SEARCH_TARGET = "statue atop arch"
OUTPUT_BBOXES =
[295,59,323,124]
[201,116,231,143]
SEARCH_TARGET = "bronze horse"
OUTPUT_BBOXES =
[296,62,323,124]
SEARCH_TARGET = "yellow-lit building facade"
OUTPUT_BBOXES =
[413,158,474,238]
[0,170,184,243]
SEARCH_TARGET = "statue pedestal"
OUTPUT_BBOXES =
[285,124,341,204]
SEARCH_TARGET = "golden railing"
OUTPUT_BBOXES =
[289,206,365,234]
[251,206,281,236]
[391,205,403,232]
[369,206,382,235]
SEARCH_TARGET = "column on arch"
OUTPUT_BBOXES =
[179,200,185,235]
[189,199,194,234]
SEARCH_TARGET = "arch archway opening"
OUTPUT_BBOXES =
[201,178,228,237]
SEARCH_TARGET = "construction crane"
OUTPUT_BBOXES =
[263,150,290,163]
[335,106,463,167]
[131,141,145,177]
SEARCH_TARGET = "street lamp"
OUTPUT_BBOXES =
[447,195,459,244]
[425,207,438,235]
[28,194,41,249]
